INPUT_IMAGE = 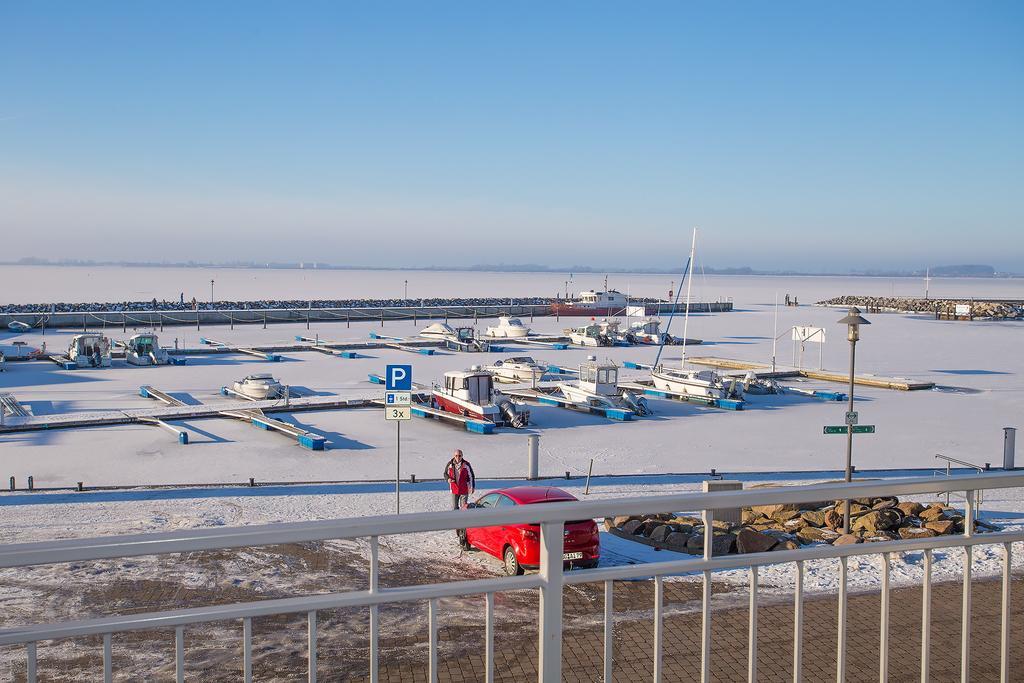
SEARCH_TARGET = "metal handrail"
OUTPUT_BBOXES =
[934,454,989,508]
[0,471,1020,683]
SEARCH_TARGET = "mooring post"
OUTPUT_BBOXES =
[122,313,126,333]
[584,458,594,495]
[1004,427,1017,470]
[27,475,34,491]
[527,434,539,480]
[77,482,84,492]
[249,477,255,487]
[8,476,14,491]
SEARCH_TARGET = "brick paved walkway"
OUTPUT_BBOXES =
[367,574,1022,682]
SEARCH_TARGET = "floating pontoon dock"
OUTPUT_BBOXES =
[200,338,283,362]
[685,357,935,391]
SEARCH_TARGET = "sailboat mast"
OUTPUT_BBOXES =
[679,228,697,366]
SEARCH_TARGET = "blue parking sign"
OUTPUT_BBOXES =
[385,364,412,390]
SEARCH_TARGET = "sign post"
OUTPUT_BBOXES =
[385,365,413,513]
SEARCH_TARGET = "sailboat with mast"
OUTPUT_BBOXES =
[650,228,743,400]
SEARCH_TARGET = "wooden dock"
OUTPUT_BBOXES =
[686,357,934,391]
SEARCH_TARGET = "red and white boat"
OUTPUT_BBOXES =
[551,290,629,317]
[432,369,530,428]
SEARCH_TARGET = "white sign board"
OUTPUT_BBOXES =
[385,405,411,421]
[955,304,971,316]
[626,306,646,318]
[792,326,826,343]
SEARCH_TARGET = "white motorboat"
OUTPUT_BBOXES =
[485,356,547,384]
[650,228,743,401]
[628,318,668,344]
[564,323,612,347]
[433,369,530,428]
[650,366,743,400]
[484,316,531,338]
[420,322,457,339]
[557,362,651,415]
[66,334,112,368]
[231,374,285,400]
[123,333,172,366]
[596,319,630,345]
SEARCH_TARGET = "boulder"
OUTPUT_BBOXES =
[742,509,767,525]
[672,516,702,527]
[824,508,844,530]
[898,527,937,540]
[711,519,734,532]
[649,524,674,542]
[851,510,901,533]
[896,502,925,517]
[925,520,955,535]
[611,515,636,529]
[832,534,863,546]
[796,527,833,544]
[686,531,735,556]
[919,506,946,521]
[663,531,691,553]
[622,519,644,535]
[750,503,801,518]
[771,539,800,551]
[603,518,615,531]
[801,510,827,527]
[772,509,802,524]
[736,528,777,554]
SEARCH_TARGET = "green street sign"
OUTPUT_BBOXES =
[824,425,876,435]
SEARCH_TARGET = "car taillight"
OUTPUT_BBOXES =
[522,528,539,541]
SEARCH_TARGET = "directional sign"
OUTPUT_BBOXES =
[824,425,876,435]
[385,364,412,391]
[385,405,411,421]
[386,391,411,406]
[845,411,859,426]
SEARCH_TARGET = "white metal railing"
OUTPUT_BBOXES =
[935,453,989,509]
[1,472,1022,682]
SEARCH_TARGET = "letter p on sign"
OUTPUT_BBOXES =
[386,364,413,391]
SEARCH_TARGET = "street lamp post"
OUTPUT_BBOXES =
[404,280,408,300]
[210,279,215,304]
[837,306,870,534]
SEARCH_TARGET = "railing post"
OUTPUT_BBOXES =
[793,560,804,683]
[369,536,379,683]
[26,642,37,683]
[654,575,664,683]
[103,633,112,683]
[880,552,890,682]
[921,549,932,683]
[701,508,714,683]
[1001,542,1012,683]
[837,557,848,683]
[428,598,439,683]
[962,490,976,683]
[486,592,495,683]
[604,580,614,683]
[308,610,317,683]
[538,520,564,683]
[175,626,184,683]
[748,567,758,683]
[243,617,253,683]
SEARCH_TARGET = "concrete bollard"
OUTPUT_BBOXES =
[27,475,34,491]
[9,476,13,491]
[1005,427,1017,470]
[527,434,539,480]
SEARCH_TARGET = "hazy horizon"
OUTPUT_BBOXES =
[2,3,1022,271]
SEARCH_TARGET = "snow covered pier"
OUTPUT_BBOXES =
[687,356,935,391]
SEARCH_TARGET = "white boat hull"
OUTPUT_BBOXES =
[651,369,741,400]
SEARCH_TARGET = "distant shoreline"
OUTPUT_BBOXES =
[0,262,1018,279]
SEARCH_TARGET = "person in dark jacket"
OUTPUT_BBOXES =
[443,449,475,548]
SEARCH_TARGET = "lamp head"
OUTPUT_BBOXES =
[837,306,870,342]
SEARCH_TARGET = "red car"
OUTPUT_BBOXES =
[465,486,600,575]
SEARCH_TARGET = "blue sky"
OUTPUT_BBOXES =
[1,2,1021,271]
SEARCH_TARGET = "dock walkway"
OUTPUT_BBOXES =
[687,356,934,391]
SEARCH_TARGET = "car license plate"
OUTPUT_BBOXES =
[563,552,583,561]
